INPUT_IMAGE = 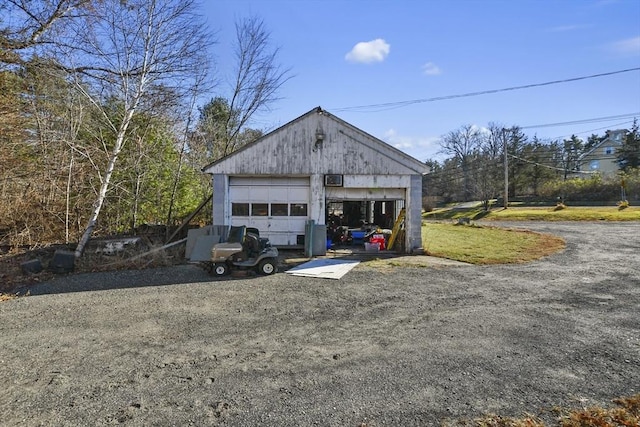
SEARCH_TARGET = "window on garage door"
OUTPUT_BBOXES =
[290,203,308,216]
[251,203,269,216]
[232,203,249,216]
[271,203,288,216]
[231,202,308,217]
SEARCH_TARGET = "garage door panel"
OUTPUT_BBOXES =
[232,187,250,199]
[269,187,289,202]
[287,186,307,199]
[229,177,310,246]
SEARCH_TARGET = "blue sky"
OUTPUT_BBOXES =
[202,0,640,162]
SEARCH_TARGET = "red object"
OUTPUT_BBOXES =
[369,234,386,250]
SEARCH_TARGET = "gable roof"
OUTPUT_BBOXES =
[202,107,429,176]
[579,129,627,161]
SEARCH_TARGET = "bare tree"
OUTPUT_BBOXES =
[167,15,291,243]
[221,16,292,156]
[439,124,484,201]
[466,123,505,210]
[60,0,213,257]
[0,0,92,66]
[165,68,211,231]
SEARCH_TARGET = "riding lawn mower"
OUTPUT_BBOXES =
[209,226,278,276]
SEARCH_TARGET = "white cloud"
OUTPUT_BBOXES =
[608,36,640,56]
[345,38,390,63]
[421,62,441,76]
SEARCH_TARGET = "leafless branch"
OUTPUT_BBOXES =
[226,16,292,150]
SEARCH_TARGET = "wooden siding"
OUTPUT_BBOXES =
[580,150,620,175]
[203,108,428,176]
[206,107,427,253]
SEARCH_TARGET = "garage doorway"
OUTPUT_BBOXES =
[326,200,402,247]
[326,200,397,229]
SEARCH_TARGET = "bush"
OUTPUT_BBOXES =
[618,200,629,210]
[539,169,640,203]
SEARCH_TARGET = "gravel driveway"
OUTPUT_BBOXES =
[1,222,638,426]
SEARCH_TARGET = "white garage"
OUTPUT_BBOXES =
[203,107,428,253]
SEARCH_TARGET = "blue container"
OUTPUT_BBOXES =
[351,231,365,240]
[351,230,365,245]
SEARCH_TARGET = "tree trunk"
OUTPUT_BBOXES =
[75,109,135,257]
[65,148,74,244]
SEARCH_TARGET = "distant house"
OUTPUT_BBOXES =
[578,129,627,176]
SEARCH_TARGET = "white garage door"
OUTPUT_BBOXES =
[229,177,310,246]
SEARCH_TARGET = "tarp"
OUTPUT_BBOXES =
[284,259,360,280]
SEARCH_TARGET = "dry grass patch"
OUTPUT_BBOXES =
[423,223,565,265]
[0,293,19,302]
[443,394,639,427]
[559,394,640,427]
[485,206,640,221]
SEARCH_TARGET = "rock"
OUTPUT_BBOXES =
[48,250,75,274]
[21,259,43,275]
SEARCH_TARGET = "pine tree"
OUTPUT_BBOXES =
[617,119,640,171]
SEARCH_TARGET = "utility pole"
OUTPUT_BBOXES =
[503,128,509,209]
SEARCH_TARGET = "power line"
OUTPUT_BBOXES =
[331,68,640,113]
[508,153,596,175]
[521,113,639,130]
[550,120,636,140]
[423,118,635,162]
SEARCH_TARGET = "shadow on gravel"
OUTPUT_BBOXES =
[21,250,427,297]
[25,265,219,296]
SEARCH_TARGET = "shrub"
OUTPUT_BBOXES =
[618,200,629,210]
[539,169,640,203]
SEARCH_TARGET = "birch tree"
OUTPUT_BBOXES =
[59,0,212,257]
[0,0,91,67]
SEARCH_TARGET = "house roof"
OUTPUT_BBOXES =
[202,107,429,176]
[579,129,627,161]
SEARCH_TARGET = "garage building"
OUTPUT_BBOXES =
[202,107,428,253]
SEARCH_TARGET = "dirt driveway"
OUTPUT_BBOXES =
[1,222,638,426]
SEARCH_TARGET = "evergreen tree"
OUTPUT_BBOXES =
[585,133,602,153]
[617,119,640,171]
[561,135,583,179]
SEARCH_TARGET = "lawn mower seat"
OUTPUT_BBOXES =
[243,232,261,257]
[246,227,270,251]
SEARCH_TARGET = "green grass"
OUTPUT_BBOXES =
[424,205,640,222]
[422,222,565,264]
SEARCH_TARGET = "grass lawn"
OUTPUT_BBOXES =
[422,222,566,264]
[424,205,640,222]
[487,205,640,221]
